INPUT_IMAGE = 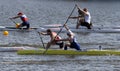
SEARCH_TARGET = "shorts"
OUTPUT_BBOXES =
[64,42,81,50]
[81,22,91,29]
[70,42,81,50]
[21,21,30,29]
[56,42,64,49]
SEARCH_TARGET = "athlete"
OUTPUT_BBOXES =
[69,6,92,29]
[40,29,64,49]
[57,24,81,50]
[10,12,30,29]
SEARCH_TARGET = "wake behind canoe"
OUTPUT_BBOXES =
[17,49,120,56]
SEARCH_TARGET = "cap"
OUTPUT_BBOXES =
[67,32,71,35]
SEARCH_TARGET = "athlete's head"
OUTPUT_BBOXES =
[47,29,52,34]
[17,12,23,15]
[83,8,88,12]
[67,32,72,37]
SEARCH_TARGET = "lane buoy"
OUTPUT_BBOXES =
[3,31,9,36]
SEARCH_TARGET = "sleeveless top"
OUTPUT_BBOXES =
[70,36,77,43]
[84,11,91,24]
[20,15,28,22]
[67,29,81,50]
[70,36,81,50]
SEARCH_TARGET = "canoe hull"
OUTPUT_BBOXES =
[17,49,120,56]
[0,47,23,52]
[1,24,120,33]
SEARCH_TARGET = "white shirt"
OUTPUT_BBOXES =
[84,11,91,24]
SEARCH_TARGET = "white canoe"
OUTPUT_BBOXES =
[0,47,23,52]
[1,24,120,33]
[39,27,120,33]
[42,24,120,29]
[0,47,38,52]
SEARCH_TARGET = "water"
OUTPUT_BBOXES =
[0,0,120,49]
[0,52,120,71]
[0,0,120,71]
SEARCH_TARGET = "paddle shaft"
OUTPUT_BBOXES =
[57,5,77,35]
[10,18,18,25]
[38,32,45,49]
[43,5,77,54]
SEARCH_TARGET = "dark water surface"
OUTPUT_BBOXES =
[0,0,120,71]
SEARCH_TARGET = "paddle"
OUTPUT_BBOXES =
[9,18,20,28]
[9,18,17,25]
[43,4,77,54]
[38,32,45,49]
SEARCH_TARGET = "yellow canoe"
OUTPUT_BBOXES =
[17,49,120,56]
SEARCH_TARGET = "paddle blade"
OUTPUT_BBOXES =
[15,23,20,28]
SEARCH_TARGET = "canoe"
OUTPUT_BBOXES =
[17,49,120,56]
[41,24,120,29]
[0,47,39,52]
[0,26,39,30]
[2,26,120,33]
[41,27,120,33]
[1,24,120,33]
[1,24,120,30]
[0,47,23,52]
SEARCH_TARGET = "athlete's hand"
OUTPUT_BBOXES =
[63,24,67,27]
[9,18,13,19]
[38,32,42,34]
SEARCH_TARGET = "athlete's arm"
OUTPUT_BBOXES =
[10,15,20,19]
